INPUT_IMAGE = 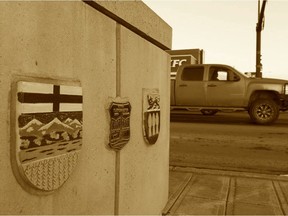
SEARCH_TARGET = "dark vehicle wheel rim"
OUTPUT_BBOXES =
[256,104,273,120]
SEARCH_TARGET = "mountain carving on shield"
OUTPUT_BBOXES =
[19,117,81,137]
[20,119,44,135]
[17,113,83,191]
[69,119,82,129]
[39,118,74,135]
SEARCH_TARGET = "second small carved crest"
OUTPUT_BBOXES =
[143,89,160,145]
[109,98,131,151]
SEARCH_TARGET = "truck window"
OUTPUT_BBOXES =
[209,67,229,81]
[181,67,204,81]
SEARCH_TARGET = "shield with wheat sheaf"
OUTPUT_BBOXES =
[143,88,160,145]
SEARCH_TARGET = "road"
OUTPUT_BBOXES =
[170,111,288,175]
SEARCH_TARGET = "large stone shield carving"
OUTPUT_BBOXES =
[143,88,160,144]
[12,81,83,192]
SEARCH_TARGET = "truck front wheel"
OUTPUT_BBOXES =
[249,99,279,125]
[201,109,218,116]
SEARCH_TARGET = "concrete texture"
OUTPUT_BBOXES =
[119,26,170,214]
[164,167,288,215]
[96,0,172,50]
[0,1,171,215]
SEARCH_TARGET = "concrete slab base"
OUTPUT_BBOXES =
[164,167,288,215]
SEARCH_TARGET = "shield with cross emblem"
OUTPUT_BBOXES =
[12,81,83,192]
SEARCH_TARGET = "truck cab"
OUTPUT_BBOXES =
[172,64,246,107]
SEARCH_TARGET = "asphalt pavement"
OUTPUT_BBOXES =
[163,166,288,215]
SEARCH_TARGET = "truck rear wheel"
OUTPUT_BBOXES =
[249,99,279,125]
[201,109,218,116]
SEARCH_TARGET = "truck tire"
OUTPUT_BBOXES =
[201,109,218,116]
[249,99,279,125]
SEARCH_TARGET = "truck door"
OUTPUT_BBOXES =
[175,66,206,106]
[206,66,245,107]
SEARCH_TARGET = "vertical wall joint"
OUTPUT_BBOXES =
[114,23,121,215]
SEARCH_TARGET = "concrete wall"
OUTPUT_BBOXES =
[0,1,171,215]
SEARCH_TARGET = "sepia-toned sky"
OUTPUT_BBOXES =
[143,0,288,80]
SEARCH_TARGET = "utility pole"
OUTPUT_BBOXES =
[256,0,267,78]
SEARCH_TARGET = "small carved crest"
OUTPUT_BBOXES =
[143,88,160,144]
[109,98,131,151]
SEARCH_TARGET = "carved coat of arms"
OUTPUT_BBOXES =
[109,98,131,151]
[12,81,83,192]
[143,89,160,144]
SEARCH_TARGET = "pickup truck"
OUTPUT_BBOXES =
[170,64,288,124]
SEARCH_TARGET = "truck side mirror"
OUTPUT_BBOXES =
[233,75,240,81]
